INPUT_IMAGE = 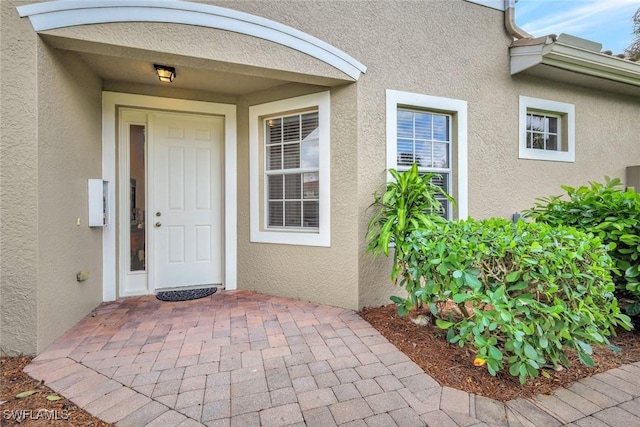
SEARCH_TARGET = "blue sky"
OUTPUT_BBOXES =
[516,0,640,54]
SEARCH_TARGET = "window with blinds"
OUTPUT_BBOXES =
[265,111,320,230]
[396,108,452,219]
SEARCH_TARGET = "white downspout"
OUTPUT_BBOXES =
[505,0,533,40]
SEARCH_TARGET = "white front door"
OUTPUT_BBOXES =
[150,113,224,289]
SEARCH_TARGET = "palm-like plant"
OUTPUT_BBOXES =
[366,163,454,284]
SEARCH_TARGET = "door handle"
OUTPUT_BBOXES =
[155,222,162,228]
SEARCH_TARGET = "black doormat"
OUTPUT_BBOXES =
[156,287,217,302]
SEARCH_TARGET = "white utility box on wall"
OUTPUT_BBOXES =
[88,179,109,227]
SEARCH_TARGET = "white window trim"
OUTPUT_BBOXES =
[250,92,331,247]
[386,89,468,220]
[519,96,575,163]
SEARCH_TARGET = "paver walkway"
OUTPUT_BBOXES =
[23,290,640,426]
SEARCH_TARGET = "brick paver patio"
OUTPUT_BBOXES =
[23,290,640,426]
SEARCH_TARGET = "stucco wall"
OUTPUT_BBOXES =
[4,0,640,358]
[1,0,39,355]
[210,0,640,308]
[36,45,104,352]
[236,83,361,310]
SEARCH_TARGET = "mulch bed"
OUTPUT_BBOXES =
[0,356,112,427]
[360,304,640,402]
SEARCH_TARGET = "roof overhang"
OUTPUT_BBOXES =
[510,34,640,96]
[17,0,367,81]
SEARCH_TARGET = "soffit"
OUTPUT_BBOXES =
[510,34,640,97]
[75,51,287,96]
[41,33,351,95]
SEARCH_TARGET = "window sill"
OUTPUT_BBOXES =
[519,148,575,163]
[250,230,330,247]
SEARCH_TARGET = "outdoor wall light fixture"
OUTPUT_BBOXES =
[154,64,176,83]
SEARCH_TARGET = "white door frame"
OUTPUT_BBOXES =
[102,92,237,300]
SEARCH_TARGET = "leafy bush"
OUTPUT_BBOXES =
[524,177,640,315]
[395,218,632,383]
[366,164,453,285]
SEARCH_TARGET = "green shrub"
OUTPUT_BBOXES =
[366,164,453,286]
[396,218,631,384]
[524,177,640,315]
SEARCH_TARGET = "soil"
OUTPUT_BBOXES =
[0,356,112,427]
[359,304,640,402]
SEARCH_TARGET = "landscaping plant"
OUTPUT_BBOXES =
[524,177,640,315]
[366,163,453,287]
[404,219,632,384]
[366,169,632,383]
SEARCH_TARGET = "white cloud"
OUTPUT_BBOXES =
[517,0,640,51]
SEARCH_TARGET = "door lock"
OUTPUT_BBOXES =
[155,222,162,228]
[155,212,161,217]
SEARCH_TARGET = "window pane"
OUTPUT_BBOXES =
[301,112,318,140]
[397,110,413,138]
[432,142,449,168]
[548,117,558,134]
[397,139,414,167]
[526,132,533,149]
[303,201,319,227]
[414,112,432,140]
[283,143,300,169]
[301,137,319,169]
[526,115,532,131]
[431,173,448,193]
[547,134,558,151]
[129,124,146,272]
[267,145,282,170]
[530,115,544,132]
[268,175,283,200]
[285,201,301,227]
[532,133,545,149]
[283,115,300,142]
[268,201,283,227]
[264,109,321,231]
[285,174,301,199]
[414,141,432,168]
[433,115,449,141]
[266,118,282,144]
[303,172,319,199]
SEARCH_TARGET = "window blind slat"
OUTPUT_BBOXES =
[285,174,301,199]
[266,118,282,144]
[283,143,300,169]
[264,110,320,230]
[283,116,300,142]
[285,201,302,227]
[301,113,318,139]
[268,175,283,200]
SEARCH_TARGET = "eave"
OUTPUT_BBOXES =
[510,35,640,96]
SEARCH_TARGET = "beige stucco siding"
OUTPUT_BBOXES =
[469,75,640,220]
[1,0,39,355]
[3,0,640,356]
[36,45,104,352]
[212,0,640,308]
[236,83,360,310]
